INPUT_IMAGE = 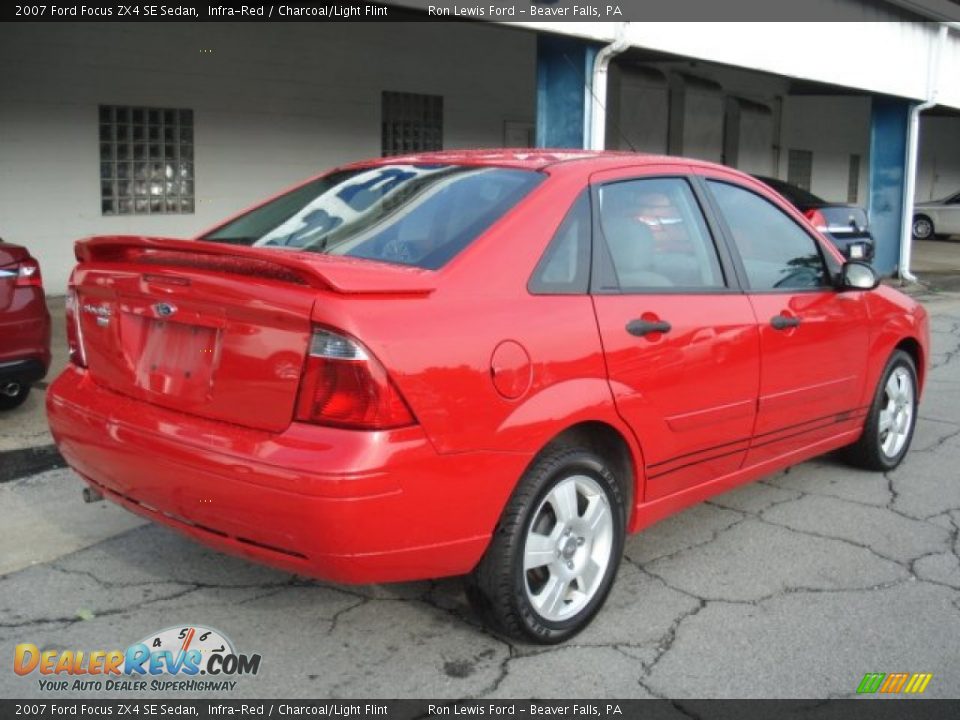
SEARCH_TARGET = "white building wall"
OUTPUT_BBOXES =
[609,61,871,200]
[916,115,960,202]
[605,66,669,153]
[735,104,776,176]
[681,85,724,164]
[936,26,960,110]
[507,13,960,110]
[778,95,873,203]
[0,22,536,293]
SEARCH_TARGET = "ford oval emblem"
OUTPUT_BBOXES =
[154,302,177,318]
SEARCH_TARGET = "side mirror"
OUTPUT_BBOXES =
[840,260,879,291]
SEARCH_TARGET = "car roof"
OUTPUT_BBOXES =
[336,148,740,176]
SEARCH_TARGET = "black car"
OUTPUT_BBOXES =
[754,176,875,262]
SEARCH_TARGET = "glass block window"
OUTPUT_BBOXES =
[381,91,443,157]
[786,149,813,192]
[99,105,195,215]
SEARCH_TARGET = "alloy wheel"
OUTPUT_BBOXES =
[879,366,914,459]
[523,474,614,623]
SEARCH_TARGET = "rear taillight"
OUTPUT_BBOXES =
[804,209,829,232]
[65,285,87,368]
[295,328,415,430]
[15,258,42,288]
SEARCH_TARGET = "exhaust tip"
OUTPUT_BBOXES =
[82,486,104,504]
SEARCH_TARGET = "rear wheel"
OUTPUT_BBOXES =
[844,350,918,471]
[467,445,625,644]
[912,215,934,240]
[0,381,30,411]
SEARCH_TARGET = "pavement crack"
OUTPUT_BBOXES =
[325,597,370,635]
[632,511,748,566]
[931,321,960,370]
[639,595,707,683]
[473,642,517,698]
[752,508,909,571]
[0,585,200,630]
[628,545,915,607]
[913,424,960,454]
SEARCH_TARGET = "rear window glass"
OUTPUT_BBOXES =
[202,164,544,270]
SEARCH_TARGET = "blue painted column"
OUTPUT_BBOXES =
[868,98,911,276]
[535,34,597,149]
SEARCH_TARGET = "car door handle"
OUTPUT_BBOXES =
[770,314,801,330]
[626,318,672,337]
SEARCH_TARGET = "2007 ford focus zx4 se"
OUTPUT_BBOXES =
[47,150,929,643]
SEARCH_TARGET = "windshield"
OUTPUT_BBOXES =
[202,164,544,270]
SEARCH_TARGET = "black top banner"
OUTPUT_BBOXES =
[4,0,960,22]
[4,700,960,720]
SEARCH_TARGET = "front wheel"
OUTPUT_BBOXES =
[912,215,934,240]
[467,445,625,644]
[844,350,918,471]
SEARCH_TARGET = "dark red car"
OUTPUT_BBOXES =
[47,151,928,642]
[0,241,50,410]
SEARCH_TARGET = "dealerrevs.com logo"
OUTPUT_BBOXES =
[14,625,261,693]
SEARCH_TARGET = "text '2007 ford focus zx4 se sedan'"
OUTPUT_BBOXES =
[47,150,929,643]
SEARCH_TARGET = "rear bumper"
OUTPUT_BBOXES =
[47,366,528,583]
[0,357,47,385]
[0,294,51,380]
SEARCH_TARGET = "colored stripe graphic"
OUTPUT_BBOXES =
[857,673,885,694]
[880,673,909,693]
[857,672,932,694]
[904,673,933,694]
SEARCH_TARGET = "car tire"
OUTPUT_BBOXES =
[0,381,30,411]
[912,215,934,240]
[466,444,625,644]
[843,350,918,471]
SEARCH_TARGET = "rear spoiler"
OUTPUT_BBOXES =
[75,236,437,296]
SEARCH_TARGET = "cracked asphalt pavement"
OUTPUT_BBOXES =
[2,294,960,700]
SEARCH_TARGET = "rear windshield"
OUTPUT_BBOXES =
[202,164,544,270]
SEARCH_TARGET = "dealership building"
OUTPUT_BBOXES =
[1,6,959,292]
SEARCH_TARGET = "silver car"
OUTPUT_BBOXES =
[913,191,960,239]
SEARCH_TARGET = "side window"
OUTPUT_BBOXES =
[597,177,725,291]
[707,180,829,291]
[529,192,591,294]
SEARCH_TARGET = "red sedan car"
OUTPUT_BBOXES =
[0,240,50,410]
[47,151,928,642]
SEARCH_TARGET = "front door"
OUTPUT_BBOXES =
[589,169,760,501]
[701,174,870,466]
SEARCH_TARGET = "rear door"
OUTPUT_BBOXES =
[589,166,760,500]
[699,171,870,465]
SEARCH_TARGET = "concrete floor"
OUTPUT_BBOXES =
[1,292,959,699]
[913,236,960,292]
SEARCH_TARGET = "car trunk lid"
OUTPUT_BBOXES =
[72,235,435,432]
